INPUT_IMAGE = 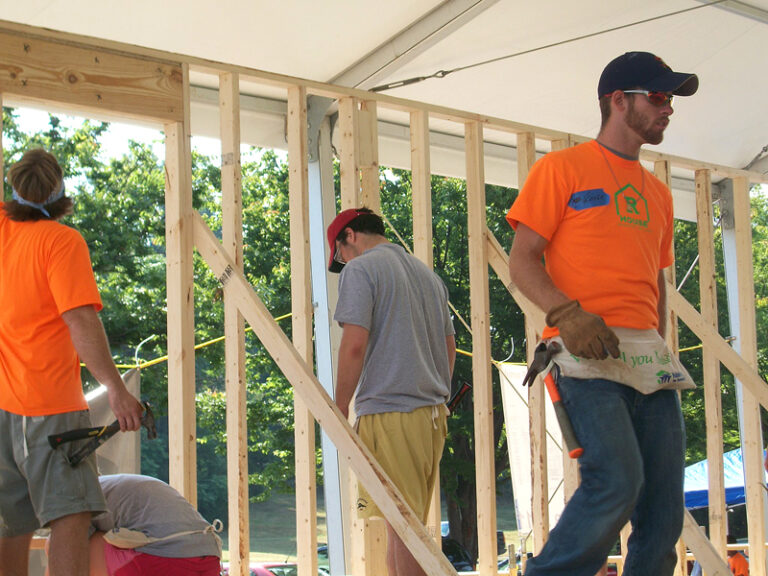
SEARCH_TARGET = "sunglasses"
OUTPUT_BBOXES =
[623,90,674,107]
[333,241,346,266]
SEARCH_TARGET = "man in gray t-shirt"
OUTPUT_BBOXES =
[327,207,455,576]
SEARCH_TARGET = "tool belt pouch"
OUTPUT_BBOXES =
[551,327,695,394]
[103,521,223,555]
[103,527,159,549]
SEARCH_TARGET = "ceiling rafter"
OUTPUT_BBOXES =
[328,0,501,89]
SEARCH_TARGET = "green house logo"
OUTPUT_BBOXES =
[614,184,649,228]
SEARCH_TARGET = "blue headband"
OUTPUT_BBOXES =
[12,181,66,218]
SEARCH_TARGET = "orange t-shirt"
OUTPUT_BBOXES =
[506,140,674,338]
[728,552,749,576]
[0,205,102,416]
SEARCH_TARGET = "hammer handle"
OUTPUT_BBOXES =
[544,373,584,459]
[48,425,113,449]
[66,420,121,466]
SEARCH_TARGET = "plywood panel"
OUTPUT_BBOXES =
[0,29,183,122]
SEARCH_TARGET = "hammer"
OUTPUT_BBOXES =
[522,341,584,459]
[48,400,157,467]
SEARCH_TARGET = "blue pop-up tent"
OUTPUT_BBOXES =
[684,448,766,510]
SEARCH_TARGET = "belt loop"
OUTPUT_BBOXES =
[22,416,29,459]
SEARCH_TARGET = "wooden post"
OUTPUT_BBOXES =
[359,100,380,214]
[518,132,548,552]
[219,71,250,576]
[655,158,686,576]
[164,63,196,503]
[695,169,726,558]
[288,85,318,576]
[550,137,578,501]
[338,97,360,209]
[410,109,442,543]
[466,120,497,575]
[654,160,679,352]
[731,176,766,576]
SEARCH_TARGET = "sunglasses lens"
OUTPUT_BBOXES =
[648,92,672,106]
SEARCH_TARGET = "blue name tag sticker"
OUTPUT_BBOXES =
[568,188,610,210]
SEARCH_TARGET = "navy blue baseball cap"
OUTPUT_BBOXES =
[598,52,698,98]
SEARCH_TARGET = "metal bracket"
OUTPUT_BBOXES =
[718,179,735,230]
[307,95,334,163]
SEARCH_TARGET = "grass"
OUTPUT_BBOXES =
[220,489,518,563]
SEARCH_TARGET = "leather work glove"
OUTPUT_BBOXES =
[545,300,620,360]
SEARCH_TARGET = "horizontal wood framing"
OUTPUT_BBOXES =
[1,18,765,183]
[0,26,183,123]
[4,18,767,576]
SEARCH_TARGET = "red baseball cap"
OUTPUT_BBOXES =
[327,208,367,272]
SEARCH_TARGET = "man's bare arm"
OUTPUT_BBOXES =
[446,334,456,379]
[508,223,569,313]
[61,305,143,431]
[335,323,369,420]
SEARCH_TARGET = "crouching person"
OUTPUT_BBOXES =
[47,474,221,576]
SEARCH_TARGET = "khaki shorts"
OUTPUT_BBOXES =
[356,404,447,522]
[0,408,106,537]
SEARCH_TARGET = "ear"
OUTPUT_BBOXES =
[610,90,629,112]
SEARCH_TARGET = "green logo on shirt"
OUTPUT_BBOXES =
[615,184,649,228]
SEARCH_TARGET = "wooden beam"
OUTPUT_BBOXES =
[0,19,766,184]
[550,137,578,500]
[219,71,250,576]
[164,64,196,503]
[486,232,545,330]
[0,28,183,123]
[682,511,730,575]
[668,290,768,408]
[411,109,433,267]
[655,158,686,576]
[654,160,679,353]
[359,100,380,213]
[517,131,548,552]
[409,108,441,542]
[465,121,497,575]
[695,169,726,558]
[288,84,319,576]
[338,97,360,208]
[191,212,458,576]
[731,175,766,576]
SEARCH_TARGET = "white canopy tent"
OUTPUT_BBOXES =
[2,0,767,184]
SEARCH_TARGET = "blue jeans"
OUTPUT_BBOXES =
[524,377,685,576]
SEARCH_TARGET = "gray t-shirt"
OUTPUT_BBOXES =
[334,243,454,416]
[92,474,220,558]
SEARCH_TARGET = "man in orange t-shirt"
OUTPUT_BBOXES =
[727,535,749,576]
[0,149,143,576]
[507,53,698,576]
